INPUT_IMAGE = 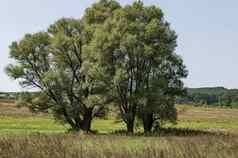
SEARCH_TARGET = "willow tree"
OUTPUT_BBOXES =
[6,18,105,132]
[6,0,122,132]
[90,1,187,133]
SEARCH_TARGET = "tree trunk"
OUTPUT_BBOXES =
[80,108,93,133]
[120,104,137,134]
[62,108,81,131]
[126,118,134,133]
[124,110,136,134]
[142,113,153,133]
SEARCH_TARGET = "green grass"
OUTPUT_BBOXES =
[0,115,238,135]
[0,104,238,135]
[0,116,67,134]
[92,119,125,133]
[1,104,238,157]
[166,119,238,129]
[0,116,127,134]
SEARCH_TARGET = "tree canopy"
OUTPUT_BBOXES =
[177,87,238,107]
[89,1,187,133]
[6,0,187,133]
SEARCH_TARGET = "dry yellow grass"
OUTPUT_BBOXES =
[0,102,238,157]
[0,99,31,116]
[0,133,238,158]
[177,105,238,120]
[0,99,46,117]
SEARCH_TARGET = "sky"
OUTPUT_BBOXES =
[0,0,238,92]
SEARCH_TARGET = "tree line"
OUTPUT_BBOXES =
[6,0,187,134]
[176,87,238,107]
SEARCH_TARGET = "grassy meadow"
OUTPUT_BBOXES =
[0,100,238,157]
[1,100,238,134]
[1,134,238,158]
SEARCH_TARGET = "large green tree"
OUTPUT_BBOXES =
[6,0,121,132]
[6,18,109,132]
[6,0,187,134]
[90,1,187,133]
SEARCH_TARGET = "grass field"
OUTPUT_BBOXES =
[0,133,238,158]
[1,101,238,134]
[0,100,238,157]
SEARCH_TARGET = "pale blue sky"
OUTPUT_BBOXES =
[1,0,238,92]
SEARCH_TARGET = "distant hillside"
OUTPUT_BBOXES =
[187,87,228,95]
[177,87,238,107]
[0,92,19,100]
[1,87,238,107]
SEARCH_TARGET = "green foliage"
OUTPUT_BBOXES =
[84,0,121,24]
[188,87,227,95]
[6,18,109,132]
[177,87,238,107]
[6,0,187,134]
[90,1,187,133]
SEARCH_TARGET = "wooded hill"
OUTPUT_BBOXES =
[2,87,238,107]
[177,87,238,107]
[0,92,19,100]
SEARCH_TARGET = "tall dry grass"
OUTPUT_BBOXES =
[0,133,237,158]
